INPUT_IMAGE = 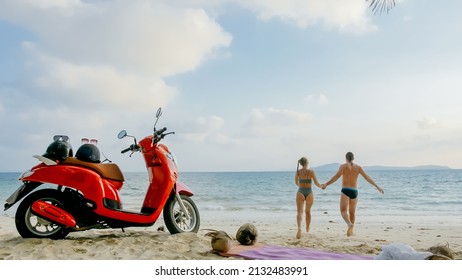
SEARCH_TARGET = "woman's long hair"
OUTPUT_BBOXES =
[297,157,308,176]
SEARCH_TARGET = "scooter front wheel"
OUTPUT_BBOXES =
[15,189,70,239]
[163,194,200,234]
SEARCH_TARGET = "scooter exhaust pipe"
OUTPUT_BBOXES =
[31,200,77,228]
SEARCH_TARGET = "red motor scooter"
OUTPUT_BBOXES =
[4,108,200,239]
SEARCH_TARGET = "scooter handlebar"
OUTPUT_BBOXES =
[121,147,131,154]
[121,144,140,154]
[155,127,167,136]
[152,127,168,144]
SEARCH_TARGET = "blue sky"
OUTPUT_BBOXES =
[1,0,461,172]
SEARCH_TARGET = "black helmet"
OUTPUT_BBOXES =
[76,143,101,163]
[43,140,73,162]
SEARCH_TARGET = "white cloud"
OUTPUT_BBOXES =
[206,133,229,145]
[0,0,378,116]
[0,0,394,116]
[23,43,176,111]
[417,117,440,130]
[176,107,315,152]
[174,115,229,145]
[1,1,232,76]
[403,15,412,22]
[153,0,379,34]
[0,0,233,114]
[319,94,329,104]
[25,0,82,9]
[234,0,377,33]
[242,107,312,136]
[304,94,329,105]
[177,115,225,133]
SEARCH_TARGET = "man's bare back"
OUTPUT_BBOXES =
[339,163,361,187]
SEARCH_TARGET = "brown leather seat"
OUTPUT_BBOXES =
[62,157,125,182]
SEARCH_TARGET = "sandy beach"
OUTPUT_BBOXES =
[0,213,460,260]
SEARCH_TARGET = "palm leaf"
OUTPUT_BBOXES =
[367,0,396,15]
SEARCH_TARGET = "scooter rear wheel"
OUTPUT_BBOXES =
[15,189,70,239]
[163,194,200,234]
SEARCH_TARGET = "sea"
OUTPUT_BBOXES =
[1,169,461,225]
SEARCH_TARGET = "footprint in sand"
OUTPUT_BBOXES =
[73,248,88,254]
[105,238,117,245]
[288,240,302,246]
[0,253,11,260]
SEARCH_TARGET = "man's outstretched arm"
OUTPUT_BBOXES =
[324,166,343,188]
[359,167,384,194]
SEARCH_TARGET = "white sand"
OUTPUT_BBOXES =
[0,213,460,260]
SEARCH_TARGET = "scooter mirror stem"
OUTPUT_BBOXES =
[119,130,137,145]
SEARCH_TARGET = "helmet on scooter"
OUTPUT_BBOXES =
[43,140,74,162]
[75,143,101,163]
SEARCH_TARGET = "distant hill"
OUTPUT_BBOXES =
[313,163,451,171]
[362,165,452,171]
[313,163,341,171]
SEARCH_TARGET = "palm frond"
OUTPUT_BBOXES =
[367,0,396,15]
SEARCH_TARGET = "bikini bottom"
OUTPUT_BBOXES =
[297,187,313,199]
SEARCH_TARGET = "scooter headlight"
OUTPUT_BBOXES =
[19,169,34,180]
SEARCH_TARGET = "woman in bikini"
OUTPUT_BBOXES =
[295,157,322,239]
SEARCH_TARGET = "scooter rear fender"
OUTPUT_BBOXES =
[4,181,42,211]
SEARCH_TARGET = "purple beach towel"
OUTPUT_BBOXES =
[226,245,373,260]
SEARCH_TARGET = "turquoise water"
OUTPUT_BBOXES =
[180,170,462,219]
[2,170,461,221]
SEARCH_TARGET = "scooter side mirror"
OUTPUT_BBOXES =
[153,107,162,131]
[155,107,162,118]
[117,130,127,139]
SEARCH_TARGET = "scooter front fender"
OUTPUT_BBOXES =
[175,181,194,196]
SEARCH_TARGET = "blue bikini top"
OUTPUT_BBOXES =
[298,178,312,184]
[298,170,312,184]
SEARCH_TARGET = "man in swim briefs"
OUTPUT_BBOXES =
[322,152,384,236]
